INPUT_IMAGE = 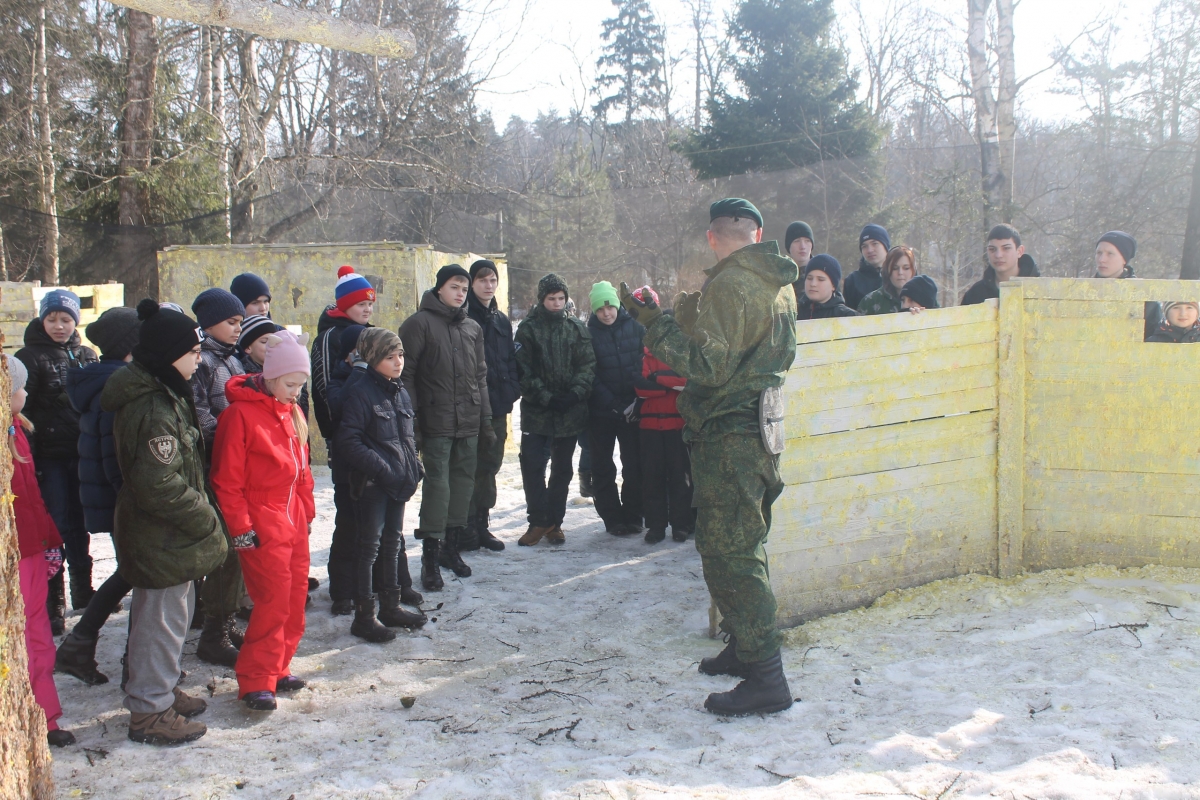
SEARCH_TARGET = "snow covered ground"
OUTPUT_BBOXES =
[51,447,1200,799]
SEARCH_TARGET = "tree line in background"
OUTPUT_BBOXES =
[0,0,1197,309]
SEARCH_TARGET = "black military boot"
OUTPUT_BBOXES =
[226,616,246,649]
[47,570,66,636]
[477,511,505,551]
[438,528,472,578]
[699,635,750,679]
[196,614,239,667]
[421,538,444,591]
[55,631,109,685]
[377,589,427,628]
[578,469,594,498]
[350,596,396,643]
[69,563,95,611]
[703,650,794,716]
[458,515,481,552]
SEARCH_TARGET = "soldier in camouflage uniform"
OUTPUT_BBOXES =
[620,198,797,716]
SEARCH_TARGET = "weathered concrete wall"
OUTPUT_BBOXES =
[1001,278,1200,574]
[158,242,507,461]
[771,303,1000,626]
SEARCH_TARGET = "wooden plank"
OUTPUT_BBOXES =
[1023,299,1145,320]
[1026,340,1195,367]
[1026,358,1198,385]
[1015,277,1200,302]
[786,363,996,417]
[793,301,996,345]
[1025,467,1200,516]
[781,414,996,484]
[1026,427,1200,474]
[997,281,1024,577]
[790,341,997,393]
[796,386,997,437]
[1024,315,1143,343]
[792,320,997,369]
[1024,394,1196,431]
[1023,510,1200,571]
[769,481,995,558]
[778,456,994,510]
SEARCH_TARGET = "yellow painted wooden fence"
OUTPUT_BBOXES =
[772,278,1200,626]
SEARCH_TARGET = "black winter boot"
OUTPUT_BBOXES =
[47,570,66,636]
[421,538,444,591]
[699,635,750,679]
[69,564,95,611]
[438,528,472,578]
[579,470,594,498]
[477,511,505,551]
[350,596,396,643]
[330,598,354,616]
[226,617,246,649]
[396,550,423,606]
[196,614,240,668]
[703,649,794,716]
[458,515,481,552]
[55,631,109,685]
[377,589,427,628]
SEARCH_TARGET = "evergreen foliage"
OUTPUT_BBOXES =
[594,0,667,124]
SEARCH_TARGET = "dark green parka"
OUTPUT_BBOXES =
[101,361,228,589]
[643,241,798,441]
[514,303,596,437]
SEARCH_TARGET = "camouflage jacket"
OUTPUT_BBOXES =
[643,241,797,441]
[514,303,596,437]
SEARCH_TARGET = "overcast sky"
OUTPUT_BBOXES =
[460,0,1148,126]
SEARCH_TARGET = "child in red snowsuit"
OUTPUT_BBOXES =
[211,332,315,711]
[6,354,75,746]
[633,339,694,544]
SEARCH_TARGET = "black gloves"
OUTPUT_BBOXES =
[547,393,577,413]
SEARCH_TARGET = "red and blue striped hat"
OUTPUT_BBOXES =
[335,265,375,311]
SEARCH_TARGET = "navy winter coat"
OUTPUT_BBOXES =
[797,291,860,320]
[66,358,126,533]
[333,367,423,501]
[587,308,645,419]
[15,319,98,461]
[467,290,521,416]
[842,259,883,311]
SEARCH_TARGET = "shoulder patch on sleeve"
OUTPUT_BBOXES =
[149,435,178,465]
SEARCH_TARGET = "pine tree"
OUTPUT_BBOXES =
[681,0,878,178]
[594,0,666,125]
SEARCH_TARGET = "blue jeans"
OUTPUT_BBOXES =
[353,486,407,598]
[37,458,90,574]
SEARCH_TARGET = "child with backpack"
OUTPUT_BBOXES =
[211,331,316,711]
[7,354,76,747]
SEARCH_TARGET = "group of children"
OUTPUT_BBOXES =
[783,220,1199,345]
[8,214,1196,751]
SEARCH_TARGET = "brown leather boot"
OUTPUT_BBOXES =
[545,524,565,544]
[128,707,207,745]
[518,524,553,546]
[172,688,207,718]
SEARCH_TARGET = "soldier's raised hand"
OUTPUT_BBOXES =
[619,282,663,328]
[673,291,702,336]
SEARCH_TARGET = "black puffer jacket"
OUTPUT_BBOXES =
[310,306,371,439]
[587,308,645,419]
[842,259,883,310]
[15,319,98,461]
[66,358,126,533]
[334,367,423,501]
[467,290,521,416]
[961,255,1042,306]
[797,291,860,320]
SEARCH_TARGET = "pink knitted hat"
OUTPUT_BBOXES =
[262,330,311,380]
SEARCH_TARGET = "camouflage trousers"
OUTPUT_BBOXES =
[691,434,784,663]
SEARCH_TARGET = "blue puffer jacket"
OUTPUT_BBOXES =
[66,358,127,534]
[587,308,645,420]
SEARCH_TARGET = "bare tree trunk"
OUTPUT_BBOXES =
[116,10,159,300]
[199,26,212,115]
[214,28,230,241]
[995,0,1016,224]
[1182,141,1200,280]
[35,2,59,285]
[231,33,263,242]
[0,220,8,281]
[693,6,702,129]
[967,0,1003,232]
[103,0,413,57]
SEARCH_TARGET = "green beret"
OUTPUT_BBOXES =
[709,198,763,228]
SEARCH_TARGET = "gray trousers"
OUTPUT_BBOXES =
[124,582,194,714]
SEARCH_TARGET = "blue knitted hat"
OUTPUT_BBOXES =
[805,254,843,288]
